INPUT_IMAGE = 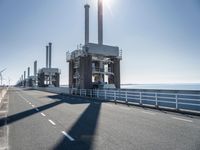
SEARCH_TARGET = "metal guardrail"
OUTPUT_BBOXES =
[71,88,200,113]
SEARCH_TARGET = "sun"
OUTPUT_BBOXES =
[104,0,113,7]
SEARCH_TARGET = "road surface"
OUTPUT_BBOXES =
[0,88,200,150]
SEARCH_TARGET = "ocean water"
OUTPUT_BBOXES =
[121,84,200,91]
[61,84,200,91]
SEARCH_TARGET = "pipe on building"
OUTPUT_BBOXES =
[28,67,30,78]
[98,0,103,45]
[49,42,52,68]
[46,45,49,68]
[85,4,90,45]
[34,61,37,79]
[24,71,26,80]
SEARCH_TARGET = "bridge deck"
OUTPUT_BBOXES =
[0,88,200,150]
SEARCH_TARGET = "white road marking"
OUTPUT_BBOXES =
[172,117,193,123]
[41,113,46,117]
[49,119,56,125]
[29,102,31,105]
[0,111,7,113]
[61,131,75,141]
[0,147,9,150]
[142,111,156,115]
[31,104,35,108]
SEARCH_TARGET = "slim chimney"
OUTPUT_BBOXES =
[28,67,30,78]
[49,42,52,68]
[98,0,103,45]
[24,71,26,80]
[85,4,90,45]
[46,45,49,68]
[34,61,37,79]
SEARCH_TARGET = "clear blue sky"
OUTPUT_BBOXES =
[0,0,200,85]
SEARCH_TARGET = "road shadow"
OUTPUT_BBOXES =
[47,94,103,149]
[0,91,104,150]
[0,100,62,127]
[53,102,102,150]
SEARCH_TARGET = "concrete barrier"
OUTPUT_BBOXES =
[33,87,70,95]
[0,87,8,103]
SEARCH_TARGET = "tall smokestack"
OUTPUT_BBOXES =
[24,71,26,80]
[28,67,30,78]
[49,42,52,68]
[34,61,37,79]
[46,45,49,68]
[34,61,37,86]
[85,4,90,45]
[98,0,103,45]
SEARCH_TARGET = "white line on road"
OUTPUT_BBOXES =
[142,111,156,115]
[49,119,56,125]
[41,113,46,117]
[172,117,193,123]
[31,105,35,108]
[61,131,75,141]
[0,111,7,113]
[29,102,31,105]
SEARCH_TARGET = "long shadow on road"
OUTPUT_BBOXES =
[0,91,103,150]
[53,100,102,150]
[48,94,102,150]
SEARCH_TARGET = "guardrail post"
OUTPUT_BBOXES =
[125,91,128,105]
[140,92,142,105]
[97,90,99,98]
[155,93,158,108]
[176,94,178,110]
[105,90,107,100]
[90,90,92,98]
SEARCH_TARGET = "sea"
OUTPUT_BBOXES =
[61,84,200,91]
[121,84,200,91]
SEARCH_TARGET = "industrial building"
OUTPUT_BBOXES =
[16,43,60,88]
[67,0,122,89]
[16,61,37,87]
[38,43,60,87]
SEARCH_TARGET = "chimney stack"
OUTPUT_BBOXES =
[85,4,90,45]
[46,45,49,68]
[34,61,37,79]
[28,67,30,78]
[98,0,103,45]
[49,42,52,68]
[24,71,26,80]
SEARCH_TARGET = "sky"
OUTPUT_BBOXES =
[0,0,200,85]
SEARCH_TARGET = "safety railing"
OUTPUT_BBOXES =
[71,88,200,113]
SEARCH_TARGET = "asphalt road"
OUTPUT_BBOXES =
[0,88,200,150]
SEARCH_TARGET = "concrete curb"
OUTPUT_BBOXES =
[0,88,8,107]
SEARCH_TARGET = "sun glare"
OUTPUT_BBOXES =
[103,0,114,16]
